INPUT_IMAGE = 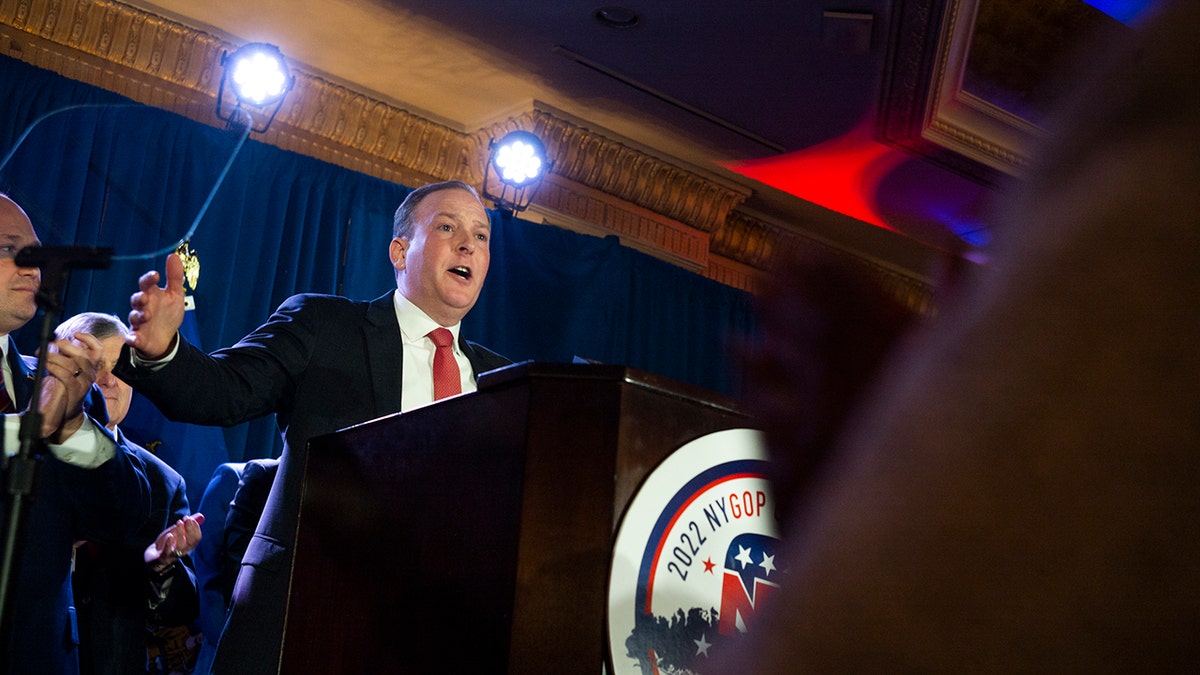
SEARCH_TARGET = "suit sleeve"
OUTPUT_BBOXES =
[113,294,325,426]
[193,462,243,639]
[221,458,281,606]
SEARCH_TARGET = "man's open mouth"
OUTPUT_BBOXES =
[449,266,471,280]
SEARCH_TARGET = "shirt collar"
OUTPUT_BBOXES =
[393,292,461,347]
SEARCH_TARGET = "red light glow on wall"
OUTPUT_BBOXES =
[723,122,908,231]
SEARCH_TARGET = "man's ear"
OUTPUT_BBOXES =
[389,238,407,271]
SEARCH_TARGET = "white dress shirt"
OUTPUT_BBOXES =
[132,291,478,414]
[394,293,475,412]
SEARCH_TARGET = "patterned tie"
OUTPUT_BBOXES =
[427,328,461,400]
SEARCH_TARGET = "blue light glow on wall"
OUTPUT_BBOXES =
[1083,0,1160,25]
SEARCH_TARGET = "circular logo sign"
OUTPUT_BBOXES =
[607,428,780,674]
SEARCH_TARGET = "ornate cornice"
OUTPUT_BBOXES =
[720,210,934,313]
[279,73,480,184]
[2,0,933,301]
[517,110,751,233]
[0,0,482,184]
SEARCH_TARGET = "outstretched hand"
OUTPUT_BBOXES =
[145,512,205,573]
[128,252,186,360]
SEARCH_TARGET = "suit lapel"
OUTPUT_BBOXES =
[458,334,484,379]
[8,336,35,410]
[363,291,405,416]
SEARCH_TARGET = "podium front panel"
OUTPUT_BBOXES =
[283,363,751,674]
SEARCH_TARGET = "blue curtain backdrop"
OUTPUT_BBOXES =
[0,56,758,476]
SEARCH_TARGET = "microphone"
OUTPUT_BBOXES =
[14,245,113,270]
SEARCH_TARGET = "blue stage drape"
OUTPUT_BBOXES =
[1,55,757,470]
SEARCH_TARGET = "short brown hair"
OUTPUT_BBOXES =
[392,180,482,240]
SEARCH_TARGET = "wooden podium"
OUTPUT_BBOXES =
[281,362,751,673]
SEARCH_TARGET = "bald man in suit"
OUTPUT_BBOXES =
[1,194,151,675]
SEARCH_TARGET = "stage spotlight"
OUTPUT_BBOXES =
[483,130,553,215]
[215,42,295,133]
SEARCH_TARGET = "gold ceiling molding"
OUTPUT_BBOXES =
[280,74,481,185]
[480,110,755,272]
[518,109,751,234]
[1,0,483,184]
[720,210,934,314]
[705,253,763,294]
[527,173,712,272]
[1,0,913,296]
[714,211,777,269]
[2,0,225,91]
[2,0,751,233]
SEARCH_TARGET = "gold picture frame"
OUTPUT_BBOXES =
[879,0,1123,184]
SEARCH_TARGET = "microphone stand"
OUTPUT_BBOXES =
[0,246,112,668]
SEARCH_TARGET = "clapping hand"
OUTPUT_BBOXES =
[145,513,205,574]
[37,332,104,442]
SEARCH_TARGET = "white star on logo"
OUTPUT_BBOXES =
[759,552,776,577]
[735,545,754,568]
[694,633,712,657]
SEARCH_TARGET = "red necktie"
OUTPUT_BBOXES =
[427,328,461,400]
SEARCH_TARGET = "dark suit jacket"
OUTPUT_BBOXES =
[71,433,198,675]
[189,457,279,675]
[191,461,244,675]
[221,457,279,607]
[115,291,510,675]
[1,338,151,675]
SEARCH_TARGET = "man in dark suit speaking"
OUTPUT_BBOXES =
[114,180,511,674]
